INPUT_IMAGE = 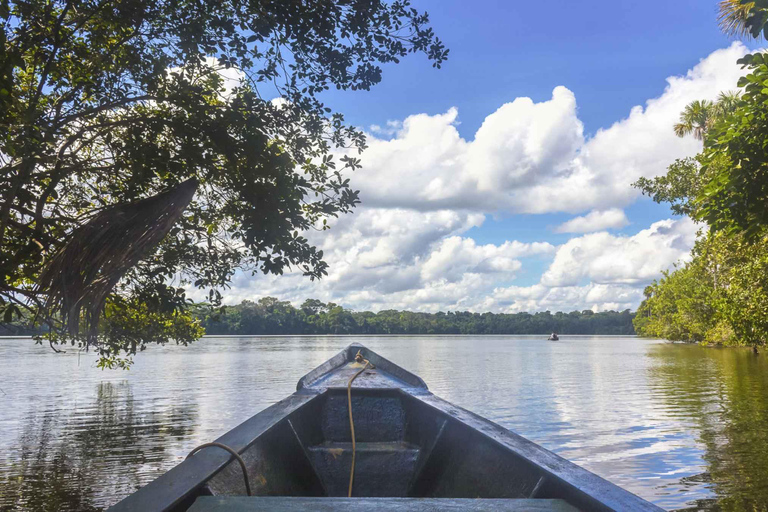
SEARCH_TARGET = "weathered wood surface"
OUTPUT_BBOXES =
[411,392,662,512]
[188,497,581,511]
[107,393,315,512]
[297,343,428,392]
[108,342,664,512]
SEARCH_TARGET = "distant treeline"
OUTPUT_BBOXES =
[1,297,636,337]
[195,297,636,335]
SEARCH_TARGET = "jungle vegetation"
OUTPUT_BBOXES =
[0,0,446,367]
[191,297,636,336]
[2,297,636,335]
[633,1,768,347]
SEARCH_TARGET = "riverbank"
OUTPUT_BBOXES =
[2,300,637,337]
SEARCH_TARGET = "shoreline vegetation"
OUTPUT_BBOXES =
[6,3,768,366]
[2,297,636,337]
[628,9,768,350]
[189,298,634,336]
[630,87,768,349]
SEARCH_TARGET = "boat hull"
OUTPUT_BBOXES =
[109,343,662,512]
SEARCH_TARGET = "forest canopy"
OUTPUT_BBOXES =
[192,298,636,336]
[0,0,446,367]
[3,297,637,336]
[633,1,768,347]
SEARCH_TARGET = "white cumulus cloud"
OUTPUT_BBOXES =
[541,217,698,287]
[420,236,554,282]
[202,44,744,313]
[493,283,646,313]
[489,217,699,312]
[216,207,554,310]
[343,43,748,216]
[555,209,630,233]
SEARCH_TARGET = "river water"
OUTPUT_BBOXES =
[1,335,766,511]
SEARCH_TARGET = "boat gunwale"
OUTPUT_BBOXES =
[405,391,663,512]
[296,342,428,391]
[108,343,664,512]
[106,392,320,512]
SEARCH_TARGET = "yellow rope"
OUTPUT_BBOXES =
[347,349,373,497]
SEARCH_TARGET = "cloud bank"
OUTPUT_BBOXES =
[207,44,746,313]
[344,43,747,215]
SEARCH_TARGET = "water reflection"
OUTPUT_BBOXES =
[1,413,101,512]
[3,336,768,511]
[1,382,197,512]
[648,344,768,511]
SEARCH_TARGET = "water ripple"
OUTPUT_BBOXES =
[1,336,767,511]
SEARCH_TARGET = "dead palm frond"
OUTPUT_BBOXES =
[37,178,199,341]
[718,0,756,38]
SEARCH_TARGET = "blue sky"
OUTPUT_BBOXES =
[220,1,756,313]
[322,0,755,137]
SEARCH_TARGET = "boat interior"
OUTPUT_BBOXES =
[111,344,661,512]
[191,388,581,511]
[206,389,558,499]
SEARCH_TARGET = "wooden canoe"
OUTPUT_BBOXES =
[108,343,663,512]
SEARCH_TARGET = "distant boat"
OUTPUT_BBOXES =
[548,333,559,341]
[109,343,661,512]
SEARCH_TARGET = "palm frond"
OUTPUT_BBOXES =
[37,178,199,341]
[718,0,756,38]
[674,122,692,138]
[675,100,714,141]
[716,90,743,116]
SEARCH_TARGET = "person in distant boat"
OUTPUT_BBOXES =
[548,332,559,341]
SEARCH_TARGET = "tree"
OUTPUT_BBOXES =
[632,234,731,344]
[197,298,637,335]
[671,93,741,140]
[696,51,768,238]
[630,0,768,346]
[634,157,705,217]
[673,99,715,140]
[0,0,447,367]
[685,2,768,238]
[718,0,756,38]
[633,84,768,346]
[301,298,327,316]
[635,92,740,217]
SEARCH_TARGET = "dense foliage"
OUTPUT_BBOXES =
[190,297,636,335]
[634,1,768,347]
[0,0,446,367]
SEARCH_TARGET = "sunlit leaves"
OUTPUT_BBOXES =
[632,233,763,346]
[0,0,446,365]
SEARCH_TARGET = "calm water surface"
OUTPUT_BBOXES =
[1,335,767,511]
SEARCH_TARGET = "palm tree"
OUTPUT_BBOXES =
[674,100,715,140]
[674,92,742,141]
[718,0,755,38]
[714,91,742,117]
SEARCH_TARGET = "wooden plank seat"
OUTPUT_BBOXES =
[188,496,581,511]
